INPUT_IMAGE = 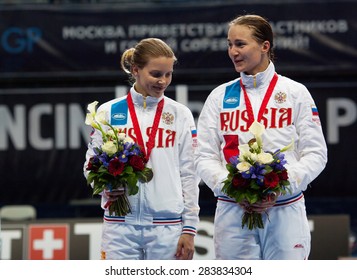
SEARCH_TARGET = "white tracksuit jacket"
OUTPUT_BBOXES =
[195,62,328,206]
[84,88,200,236]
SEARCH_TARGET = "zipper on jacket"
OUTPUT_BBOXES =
[143,96,147,109]
[136,181,144,224]
[253,75,257,88]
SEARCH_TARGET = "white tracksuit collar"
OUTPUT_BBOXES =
[240,61,276,89]
[130,86,164,109]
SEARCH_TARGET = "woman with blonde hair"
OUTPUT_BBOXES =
[84,38,199,260]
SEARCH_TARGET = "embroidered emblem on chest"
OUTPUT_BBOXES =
[274,92,287,104]
[162,112,174,125]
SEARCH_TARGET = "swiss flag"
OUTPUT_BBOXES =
[28,224,69,260]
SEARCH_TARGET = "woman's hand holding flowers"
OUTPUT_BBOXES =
[239,191,279,214]
[104,187,125,202]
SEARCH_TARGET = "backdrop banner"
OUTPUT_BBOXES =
[0,2,356,74]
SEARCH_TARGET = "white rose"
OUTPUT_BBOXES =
[101,141,117,156]
[237,161,252,172]
[257,152,274,164]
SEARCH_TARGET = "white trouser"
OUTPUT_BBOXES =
[101,222,182,260]
[214,197,311,260]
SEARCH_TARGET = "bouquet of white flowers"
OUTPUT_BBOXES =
[85,101,153,216]
[222,121,293,230]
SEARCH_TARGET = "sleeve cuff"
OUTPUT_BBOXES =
[182,226,197,236]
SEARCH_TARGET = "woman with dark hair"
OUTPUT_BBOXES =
[195,15,327,260]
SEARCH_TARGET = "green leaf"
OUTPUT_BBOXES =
[236,192,245,203]
[221,181,231,194]
[137,168,154,183]
[93,184,105,195]
[126,176,139,195]
[246,191,259,204]
[281,180,290,186]
[265,165,273,173]
[87,172,98,184]
[123,165,134,175]
[226,164,237,174]
[98,165,110,174]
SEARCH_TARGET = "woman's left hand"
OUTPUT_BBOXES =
[175,234,195,260]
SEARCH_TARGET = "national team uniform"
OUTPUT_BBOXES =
[195,62,327,259]
[84,88,200,260]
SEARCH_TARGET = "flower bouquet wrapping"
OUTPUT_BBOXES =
[222,121,293,230]
[85,101,153,216]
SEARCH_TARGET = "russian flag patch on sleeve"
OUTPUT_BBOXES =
[191,127,198,147]
[311,105,319,116]
[311,104,321,125]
